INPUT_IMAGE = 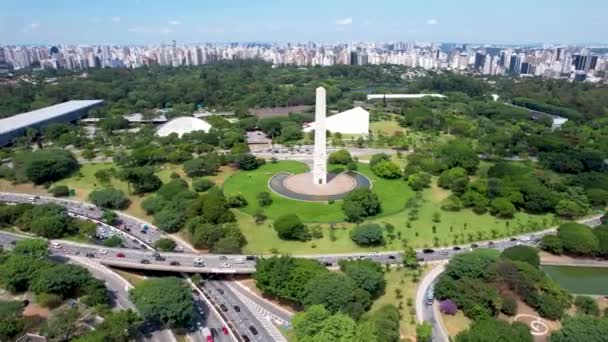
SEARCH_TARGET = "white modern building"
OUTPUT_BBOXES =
[303,106,369,135]
[156,116,212,137]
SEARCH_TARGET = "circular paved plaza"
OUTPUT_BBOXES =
[268,171,371,202]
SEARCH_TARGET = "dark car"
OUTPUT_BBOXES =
[488,241,495,246]
[510,237,518,242]
[154,256,166,262]
[220,304,228,312]
[140,229,147,234]
[471,243,479,248]
[245,255,256,261]
[453,246,461,251]
[249,326,258,335]
[233,305,240,312]
[388,255,396,260]
[140,259,150,264]
[170,261,180,266]
[9,240,17,245]
[241,335,251,342]
[216,288,224,295]
[323,261,333,267]
[85,253,95,258]
[422,248,435,254]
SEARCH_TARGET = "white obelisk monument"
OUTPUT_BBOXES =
[312,87,327,184]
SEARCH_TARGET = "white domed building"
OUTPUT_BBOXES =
[156,117,212,137]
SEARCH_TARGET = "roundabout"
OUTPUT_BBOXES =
[268,170,371,202]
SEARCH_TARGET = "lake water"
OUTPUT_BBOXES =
[541,265,608,295]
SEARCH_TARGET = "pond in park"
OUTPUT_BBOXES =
[542,265,608,296]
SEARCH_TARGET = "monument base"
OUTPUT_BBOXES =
[283,172,355,196]
[267,171,372,202]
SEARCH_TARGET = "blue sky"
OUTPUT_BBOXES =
[1,0,606,45]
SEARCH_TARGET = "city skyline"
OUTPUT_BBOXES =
[1,0,608,45]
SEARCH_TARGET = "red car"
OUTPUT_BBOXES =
[116,252,126,258]
[221,326,228,335]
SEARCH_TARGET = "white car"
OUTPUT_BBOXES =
[222,263,231,268]
[98,249,108,255]
[51,242,62,249]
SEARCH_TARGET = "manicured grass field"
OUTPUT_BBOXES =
[365,266,431,341]
[222,161,414,223]
[370,120,405,136]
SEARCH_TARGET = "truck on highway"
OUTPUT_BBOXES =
[201,327,213,342]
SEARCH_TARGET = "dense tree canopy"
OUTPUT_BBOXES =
[129,277,193,328]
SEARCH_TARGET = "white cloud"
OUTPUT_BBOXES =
[335,17,353,25]
[128,26,173,35]
[111,16,121,23]
[168,20,181,26]
[426,18,438,25]
[21,22,40,33]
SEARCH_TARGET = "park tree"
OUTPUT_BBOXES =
[12,239,49,258]
[574,296,600,316]
[371,304,400,342]
[455,319,532,342]
[292,305,331,340]
[328,149,353,165]
[371,160,402,179]
[339,259,386,298]
[438,167,468,189]
[540,235,563,254]
[154,238,177,252]
[257,191,273,206]
[557,222,599,255]
[74,309,142,342]
[593,225,608,257]
[501,245,540,268]
[49,185,70,197]
[30,264,94,299]
[41,307,80,342]
[0,300,25,341]
[586,188,608,208]
[440,195,463,212]
[437,139,480,174]
[490,197,516,218]
[369,153,391,168]
[555,199,587,219]
[234,153,264,170]
[403,246,419,269]
[500,296,518,316]
[303,272,371,319]
[342,188,381,222]
[118,166,162,195]
[254,256,327,304]
[0,255,50,292]
[551,315,608,342]
[192,178,215,192]
[416,322,433,342]
[89,188,129,209]
[183,158,219,177]
[13,149,79,184]
[129,277,193,328]
[445,249,500,280]
[350,223,385,246]
[156,178,189,199]
[407,172,432,191]
[274,214,310,241]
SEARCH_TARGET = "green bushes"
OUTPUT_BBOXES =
[274,214,310,241]
[341,188,381,222]
[49,185,70,197]
[328,149,353,165]
[13,149,79,184]
[89,188,129,209]
[574,295,600,316]
[350,223,385,246]
[192,178,214,192]
[501,245,540,268]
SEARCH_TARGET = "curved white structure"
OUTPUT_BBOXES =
[303,106,370,135]
[366,93,446,100]
[156,116,212,137]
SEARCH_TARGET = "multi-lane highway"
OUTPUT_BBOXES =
[1,191,605,342]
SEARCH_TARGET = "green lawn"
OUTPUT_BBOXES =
[234,162,555,254]
[364,266,430,341]
[223,161,414,223]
